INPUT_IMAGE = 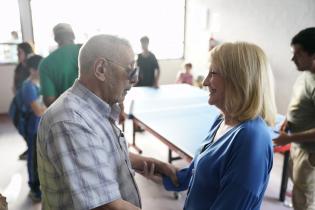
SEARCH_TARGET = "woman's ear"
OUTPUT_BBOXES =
[94,59,107,81]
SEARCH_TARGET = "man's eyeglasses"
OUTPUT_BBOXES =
[104,58,139,81]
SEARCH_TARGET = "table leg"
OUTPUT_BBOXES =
[279,151,290,201]
[128,120,143,154]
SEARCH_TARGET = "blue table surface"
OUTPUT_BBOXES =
[124,84,208,115]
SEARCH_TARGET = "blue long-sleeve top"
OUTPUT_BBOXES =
[163,116,273,210]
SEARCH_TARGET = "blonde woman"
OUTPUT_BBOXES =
[162,42,277,210]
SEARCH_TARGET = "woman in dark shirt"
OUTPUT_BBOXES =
[13,42,33,93]
[11,42,33,160]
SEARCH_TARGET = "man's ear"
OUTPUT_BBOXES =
[94,59,107,81]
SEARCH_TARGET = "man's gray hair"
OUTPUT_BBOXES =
[78,34,132,74]
[53,23,75,43]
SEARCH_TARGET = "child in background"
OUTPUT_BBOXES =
[21,54,46,202]
[176,63,194,85]
[195,75,205,89]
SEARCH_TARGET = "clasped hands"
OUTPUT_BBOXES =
[137,161,179,187]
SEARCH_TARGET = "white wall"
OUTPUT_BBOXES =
[159,59,184,84]
[0,65,15,113]
[185,0,315,114]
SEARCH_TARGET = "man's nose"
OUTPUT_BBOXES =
[130,76,138,85]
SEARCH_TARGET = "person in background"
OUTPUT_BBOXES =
[0,193,7,210]
[273,27,315,210]
[157,42,277,210]
[10,31,19,43]
[37,34,177,210]
[13,42,33,94]
[136,36,160,88]
[195,75,205,89]
[39,23,81,107]
[21,54,45,202]
[176,62,194,85]
[9,42,34,160]
[130,36,160,132]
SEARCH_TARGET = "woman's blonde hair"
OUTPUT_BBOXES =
[210,42,277,126]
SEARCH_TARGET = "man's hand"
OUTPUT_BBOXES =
[153,80,159,89]
[140,161,179,186]
[129,153,179,186]
[155,161,178,187]
[273,132,292,146]
[118,112,125,125]
[118,103,125,124]
[280,118,288,132]
[138,161,162,184]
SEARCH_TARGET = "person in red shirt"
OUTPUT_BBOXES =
[176,63,194,85]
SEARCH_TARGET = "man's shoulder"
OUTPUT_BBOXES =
[39,44,81,72]
[148,51,157,58]
[43,90,85,124]
[45,44,81,59]
[138,52,156,58]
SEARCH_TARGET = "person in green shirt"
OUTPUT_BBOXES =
[39,23,81,107]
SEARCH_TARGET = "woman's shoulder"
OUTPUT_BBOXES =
[241,117,267,130]
[237,117,271,145]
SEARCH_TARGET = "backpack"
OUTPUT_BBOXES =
[8,90,30,139]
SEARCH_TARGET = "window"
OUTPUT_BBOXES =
[31,0,185,59]
[0,0,22,64]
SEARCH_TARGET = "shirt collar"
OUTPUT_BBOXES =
[70,80,121,122]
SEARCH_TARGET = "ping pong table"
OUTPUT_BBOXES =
[124,84,220,159]
[124,84,289,201]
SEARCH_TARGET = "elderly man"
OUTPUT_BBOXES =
[37,34,177,210]
[39,23,82,107]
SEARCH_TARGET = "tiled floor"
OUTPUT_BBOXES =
[0,115,291,210]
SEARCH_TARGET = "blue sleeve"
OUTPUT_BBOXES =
[210,127,273,209]
[163,161,194,192]
[22,82,37,106]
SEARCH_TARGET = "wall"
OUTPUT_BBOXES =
[0,65,15,113]
[159,59,184,84]
[185,0,315,114]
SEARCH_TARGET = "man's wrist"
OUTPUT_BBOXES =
[149,158,162,173]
